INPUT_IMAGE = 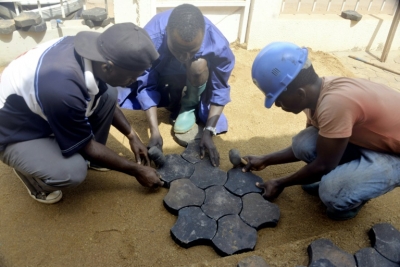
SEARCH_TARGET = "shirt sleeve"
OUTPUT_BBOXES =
[208,44,235,106]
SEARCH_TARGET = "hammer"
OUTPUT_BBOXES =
[229,149,248,167]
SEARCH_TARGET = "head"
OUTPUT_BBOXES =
[166,4,205,63]
[74,23,159,87]
[251,42,318,113]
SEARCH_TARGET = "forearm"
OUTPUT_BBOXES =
[261,146,299,166]
[82,139,140,176]
[206,104,224,127]
[145,106,159,135]
[112,106,136,139]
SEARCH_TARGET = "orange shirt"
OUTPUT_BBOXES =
[304,77,400,154]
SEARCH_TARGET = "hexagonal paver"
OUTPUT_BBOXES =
[81,7,107,21]
[355,247,400,267]
[181,140,202,164]
[163,179,205,214]
[369,223,400,263]
[212,214,257,256]
[225,168,263,196]
[240,193,280,230]
[158,154,195,184]
[307,239,356,267]
[190,159,227,189]
[171,206,217,248]
[202,185,242,220]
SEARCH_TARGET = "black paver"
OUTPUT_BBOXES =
[369,223,400,263]
[174,123,203,147]
[212,214,257,256]
[163,179,205,214]
[158,154,195,183]
[171,206,217,248]
[341,10,362,21]
[190,159,227,189]
[308,239,356,267]
[240,193,280,230]
[309,259,336,267]
[202,185,242,220]
[355,247,400,267]
[225,168,263,196]
[14,12,42,28]
[81,7,107,21]
[181,140,202,164]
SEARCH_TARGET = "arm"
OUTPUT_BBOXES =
[145,106,163,151]
[258,136,349,201]
[112,106,150,165]
[200,104,224,166]
[81,139,163,188]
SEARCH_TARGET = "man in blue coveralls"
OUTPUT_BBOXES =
[118,4,235,167]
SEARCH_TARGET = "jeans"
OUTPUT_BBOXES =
[292,126,400,211]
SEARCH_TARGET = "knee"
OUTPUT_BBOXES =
[46,157,87,189]
[187,58,209,86]
[292,127,318,163]
[319,178,352,211]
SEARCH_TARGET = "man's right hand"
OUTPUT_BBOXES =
[242,155,268,172]
[148,134,163,152]
[133,164,164,188]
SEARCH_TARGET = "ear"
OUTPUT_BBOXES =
[103,61,114,73]
[297,87,307,101]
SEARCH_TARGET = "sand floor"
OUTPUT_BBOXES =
[1,47,400,267]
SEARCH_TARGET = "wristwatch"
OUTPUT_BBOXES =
[204,126,217,135]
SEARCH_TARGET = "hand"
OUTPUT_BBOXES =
[256,179,284,201]
[134,165,164,188]
[242,155,268,172]
[200,131,220,167]
[148,133,163,153]
[128,133,151,166]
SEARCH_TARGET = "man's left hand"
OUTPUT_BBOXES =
[200,131,220,167]
[256,179,284,201]
[128,134,150,166]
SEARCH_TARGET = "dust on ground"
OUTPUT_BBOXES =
[0,47,399,267]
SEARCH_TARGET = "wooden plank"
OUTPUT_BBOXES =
[381,0,400,62]
[355,0,371,14]
[368,0,385,13]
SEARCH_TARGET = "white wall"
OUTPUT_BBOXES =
[246,0,400,51]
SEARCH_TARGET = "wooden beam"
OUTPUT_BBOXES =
[381,1,400,62]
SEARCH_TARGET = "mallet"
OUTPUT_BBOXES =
[229,149,248,167]
[148,146,166,168]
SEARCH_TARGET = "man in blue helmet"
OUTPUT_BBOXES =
[117,4,235,167]
[243,41,400,220]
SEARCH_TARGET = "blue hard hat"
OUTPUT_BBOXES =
[251,42,308,108]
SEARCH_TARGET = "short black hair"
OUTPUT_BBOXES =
[167,4,205,42]
[287,62,319,92]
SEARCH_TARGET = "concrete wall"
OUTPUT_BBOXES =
[246,0,400,52]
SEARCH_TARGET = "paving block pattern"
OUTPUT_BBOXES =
[161,144,280,256]
[369,223,400,263]
[355,247,400,267]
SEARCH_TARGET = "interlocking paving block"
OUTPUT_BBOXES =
[163,179,205,214]
[181,140,202,164]
[190,159,227,189]
[14,12,42,28]
[212,214,257,256]
[0,20,16,35]
[157,154,195,184]
[369,223,400,263]
[309,259,336,267]
[84,19,95,28]
[171,206,217,248]
[240,193,280,230]
[22,20,47,32]
[81,7,107,22]
[174,123,203,147]
[84,18,111,28]
[202,185,242,220]
[341,10,362,21]
[237,255,269,267]
[355,247,400,267]
[307,239,356,267]
[225,168,263,196]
